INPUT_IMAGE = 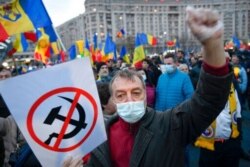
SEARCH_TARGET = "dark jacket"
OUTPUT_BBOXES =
[86,68,233,167]
[189,61,202,89]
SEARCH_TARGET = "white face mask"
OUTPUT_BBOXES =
[165,64,175,73]
[116,101,146,123]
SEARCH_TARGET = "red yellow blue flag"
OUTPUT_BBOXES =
[0,0,52,41]
[34,28,51,63]
[75,40,84,56]
[120,46,130,64]
[13,33,28,52]
[133,33,145,65]
[84,38,90,57]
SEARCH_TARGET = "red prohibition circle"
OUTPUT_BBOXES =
[27,87,98,152]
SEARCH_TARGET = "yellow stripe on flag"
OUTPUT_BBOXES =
[0,1,34,35]
[76,40,84,55]
[51,42,59,55]
[133,45,145,64]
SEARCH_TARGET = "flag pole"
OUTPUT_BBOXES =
[52,26,66,51]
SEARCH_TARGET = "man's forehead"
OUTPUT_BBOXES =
[112,76,142,89]
[101,65,108,68]
[165,58,174,63]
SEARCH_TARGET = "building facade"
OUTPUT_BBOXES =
[57,0,250,53]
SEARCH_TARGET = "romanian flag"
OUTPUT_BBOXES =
[44,25,57,42]
[139,33,148,45]
[84,38,93,65]
[104,34,115,55]
[75,40,84,56]
[116,29,125,38]
[13,33,28,52]
[133,33,145,65]
[139,33,157,46]
[166,40,175,47]
[232,35,240,49]
[34,26,60,57]
[0,0,52,41]
[120,46,130,64]
[50,41,60,55]
[43,25,60,55]
[84,38,90,57]
[95,49,104,63]
[93,42,104,62]
[147,34,157,46]
[34,28,50,63]
[68,44,77,60]
[23,31,37,42]
[104,34,117,61]
[101,43,110,62]
[59,50,66,62]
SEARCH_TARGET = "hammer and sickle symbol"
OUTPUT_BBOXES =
[43,96,87,145]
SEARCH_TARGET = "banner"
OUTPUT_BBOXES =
[0,58,107,166]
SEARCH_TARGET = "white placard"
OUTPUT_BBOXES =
[0,58,107,166]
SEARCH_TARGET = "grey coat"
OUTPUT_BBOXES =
[87,68,233,167]
[0,116,25,167]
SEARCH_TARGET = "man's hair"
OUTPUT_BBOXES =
[96,62,107,73]
[178,50,184,55]
[109,69,145,95]
[142,58,153,66]
[164,53,177,62]
[97,83,110,106]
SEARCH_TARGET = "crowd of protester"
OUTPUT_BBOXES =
[1,7,250,167]
[1,43,250,167]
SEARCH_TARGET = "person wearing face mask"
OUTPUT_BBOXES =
[63,7,233,167]
[154,53,194,112]
[136,69,156,108]
[179,63,190,74]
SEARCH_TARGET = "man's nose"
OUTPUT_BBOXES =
[126,93,133,102]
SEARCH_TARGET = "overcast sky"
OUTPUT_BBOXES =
[43,0,86,27]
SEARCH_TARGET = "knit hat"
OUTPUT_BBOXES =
[96,62,107,73]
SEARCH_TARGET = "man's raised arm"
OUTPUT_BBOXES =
[186,6,225,67]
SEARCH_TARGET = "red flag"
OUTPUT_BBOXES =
[0,24,9,42]
[7,48,17,56]
[60,50,66,62]
[90,45,97,63]
[24,32,37,42]
[34,52,42,61]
